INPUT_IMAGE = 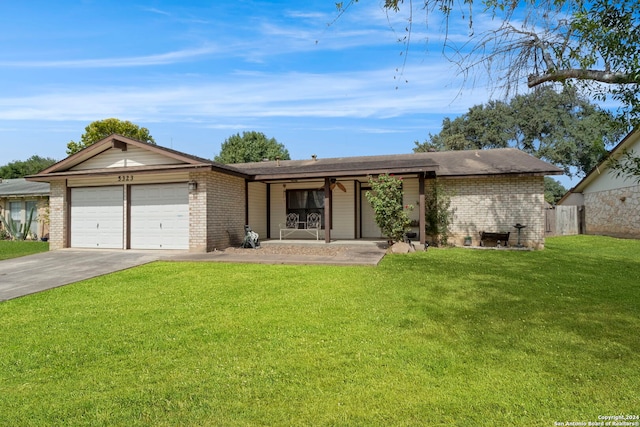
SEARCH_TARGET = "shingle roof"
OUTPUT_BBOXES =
[26,133,562,184]
[232,148,562,180]
[0,178,50,197]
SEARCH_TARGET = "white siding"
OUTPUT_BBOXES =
[331,180,355,239]
[584,137,640,193]
[269,183,288,237]
[71,146,184,171]
[247,182,268,237]
[67,172,189,188]
[402,177,421,224]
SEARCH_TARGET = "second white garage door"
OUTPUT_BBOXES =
[130,183,189,250]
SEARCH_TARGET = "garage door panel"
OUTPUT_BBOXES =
[130,183,189,250]
[71,186,124,249]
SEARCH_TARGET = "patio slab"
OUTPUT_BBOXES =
[167,240,388,266]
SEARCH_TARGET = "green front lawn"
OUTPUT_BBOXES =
[1,236,638,426]
[0,240,49,260]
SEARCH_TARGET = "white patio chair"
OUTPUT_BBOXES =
[306,212,321,240]
[279,213,300,239]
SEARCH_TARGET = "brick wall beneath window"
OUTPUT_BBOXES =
[189,171,246,252]
[440,175,546,249]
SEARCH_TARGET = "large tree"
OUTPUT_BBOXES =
[414,87,624,177]
[214,131,290,164]
[340,0,640,178]
[67,118,155,155]
[340,1,639,120]
[0,155,57,178]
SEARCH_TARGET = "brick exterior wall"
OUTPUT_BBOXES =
[48,180,68,250]
[189,171,246,252]
[441,175,546,249]
[584,184,640,238]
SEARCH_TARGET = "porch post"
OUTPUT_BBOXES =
[419,173,426,246]
[324,177,331,243]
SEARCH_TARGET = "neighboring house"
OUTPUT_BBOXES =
[28,134,562,251]
[0,178,50,239]
[559,129,640,239]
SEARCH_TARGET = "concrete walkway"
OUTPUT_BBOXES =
[0,242,387,302]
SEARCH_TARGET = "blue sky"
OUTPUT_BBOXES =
[0,1,575,184]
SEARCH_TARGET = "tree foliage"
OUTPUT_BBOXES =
[67,118,155,155]
[214,131,290,164]
[414,87,624,177]
[339,0,640,180]
[0,155,58,178]
[340,0,640,124]
[365,174,412,244]
[544,177,568,204]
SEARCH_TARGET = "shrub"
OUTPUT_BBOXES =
[365,174,413,244]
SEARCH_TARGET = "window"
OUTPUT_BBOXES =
[25,201,38,235]
[9,202,21,223]
[287,190,325,228]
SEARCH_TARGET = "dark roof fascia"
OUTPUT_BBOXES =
[247,166,439,181]
[443,171,563,179]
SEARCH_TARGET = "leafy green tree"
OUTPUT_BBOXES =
[67,118,155,155]
[365,174,412,244]
[214,131,290,164]
[0,155,58,178]
[544,177,568,205]
[414,87,624,177]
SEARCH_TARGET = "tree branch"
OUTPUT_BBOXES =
[528,69,640,87]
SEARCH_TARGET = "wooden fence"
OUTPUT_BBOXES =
[545,205,585,236]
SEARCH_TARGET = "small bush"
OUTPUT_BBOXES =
[366,174,413,244]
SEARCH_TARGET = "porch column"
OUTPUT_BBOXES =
[419,173,426,246]
[324,177,331,243]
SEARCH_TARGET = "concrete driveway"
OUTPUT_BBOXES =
[0,249,176,302]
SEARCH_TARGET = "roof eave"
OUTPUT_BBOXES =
[248,166,439,181]
[571,128,639,193]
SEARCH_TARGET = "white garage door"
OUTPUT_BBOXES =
[130,183,189,250]
[71,186,124,249]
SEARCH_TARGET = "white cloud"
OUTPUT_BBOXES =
[0,63,487,123]
[0,46,219,68]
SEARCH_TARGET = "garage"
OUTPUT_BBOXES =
[71,186,124,249]
[130,183,189,250]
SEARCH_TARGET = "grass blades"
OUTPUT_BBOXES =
[0,240,49,260]
[0,235,638,426]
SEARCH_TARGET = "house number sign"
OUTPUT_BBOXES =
[117,175,134,182]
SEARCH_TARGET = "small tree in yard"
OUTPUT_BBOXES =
[424,180,454,246]
[365,174,412,244]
